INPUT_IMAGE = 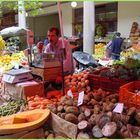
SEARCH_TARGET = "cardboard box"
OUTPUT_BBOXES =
[3,81,44,100]
[31,67,61,81]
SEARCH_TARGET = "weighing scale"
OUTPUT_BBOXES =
[3,69,33,84]
[32,53,61,68]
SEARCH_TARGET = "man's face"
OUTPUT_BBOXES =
[47,30,58,45]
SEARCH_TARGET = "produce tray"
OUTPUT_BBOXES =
[88,67,129,92]
[119,81,140,108]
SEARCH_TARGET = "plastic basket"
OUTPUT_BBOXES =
[119,81,140,108]
[88,67,130,93]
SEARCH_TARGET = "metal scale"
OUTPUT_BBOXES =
[32,52,61,68]
[3,69,33,84]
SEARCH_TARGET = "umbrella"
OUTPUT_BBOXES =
[0,26,28,38]
[73,51,98,66]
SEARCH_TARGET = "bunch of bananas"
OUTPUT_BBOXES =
[0,36,6,54]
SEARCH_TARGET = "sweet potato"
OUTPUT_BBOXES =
[78,113,86,122]
[77,132,90,139]
[84,108,91,117]
[98,114,111,129]
[65,113,78,124]
[127,107,136,116]
[57,105,64,112]
[78,120,89,130]
[65,106,79,115]
[64,99,73,106]
[61,113,66,119]
[102,122,117,137]
[92,125,103,138]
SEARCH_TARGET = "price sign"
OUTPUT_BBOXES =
[113,103,124,113]
[67,90,73,98]
[77,91,84,106]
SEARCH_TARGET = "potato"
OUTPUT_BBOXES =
[65,113,78,124]
[78,113,86,122]
[73,100,78,106]
[61,113,66,119]
[64,99,73,106]
[57,105,64,112]
[65,106,79,115]
[57,112,61,117]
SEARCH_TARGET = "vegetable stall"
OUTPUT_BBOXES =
[1,31,140,138]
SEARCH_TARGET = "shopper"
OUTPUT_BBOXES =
[44,27,74,75]
[105,40,112,58]
[111,32,124,60]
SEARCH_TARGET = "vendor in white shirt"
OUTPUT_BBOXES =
[43,27,74,75]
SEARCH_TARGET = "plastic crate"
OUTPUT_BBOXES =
[119,81,140,108]
[88,67,130,92]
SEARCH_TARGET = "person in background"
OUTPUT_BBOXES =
[105,40,112,58]
[44,27,74,75]
[111,32,124,60]
[105,32,124,60]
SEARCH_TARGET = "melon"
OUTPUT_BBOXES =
[0,109,50,135]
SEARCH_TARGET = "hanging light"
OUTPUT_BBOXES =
[71,2,77,8]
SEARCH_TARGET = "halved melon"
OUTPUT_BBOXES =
[0,109,50,135]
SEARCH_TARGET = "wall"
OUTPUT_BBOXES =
[27,2,140,39]
[118,2,140,38]
[27,14,59,43]
[27,2,83,38]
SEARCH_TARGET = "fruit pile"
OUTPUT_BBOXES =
[0,51,28,72]
[0,36,6,55]
[94,43,105,59]
[120,49,133,59]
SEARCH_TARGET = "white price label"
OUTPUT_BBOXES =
[77,91,84,106]
[15,63,19,69]
[67,90,73,98]
[113,103,124,114]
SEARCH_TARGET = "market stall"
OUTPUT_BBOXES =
[1,3,140,139]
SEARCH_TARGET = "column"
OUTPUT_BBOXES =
[18,0,26,28]
[83,1,95,54]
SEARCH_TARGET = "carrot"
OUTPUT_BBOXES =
[40,105,46,109]
[29,102,40,107]
[28,106,35,110]
[41,102,48,106]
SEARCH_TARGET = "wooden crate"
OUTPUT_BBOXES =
[31,67,61,81]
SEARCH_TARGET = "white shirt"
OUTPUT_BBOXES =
[44,38,73,74]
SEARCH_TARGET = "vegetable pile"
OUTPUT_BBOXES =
[27,95,54,110]
[0,99,26,117]
[47,88,140,138]
[64,70,90,93]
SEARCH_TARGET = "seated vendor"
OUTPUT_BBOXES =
[37,27,74,90]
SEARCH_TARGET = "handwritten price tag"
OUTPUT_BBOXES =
[67,90,73,98]
[77,91,84,106]
[113,103,124,113]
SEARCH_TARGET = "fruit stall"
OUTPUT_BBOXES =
[1,34,140,139]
